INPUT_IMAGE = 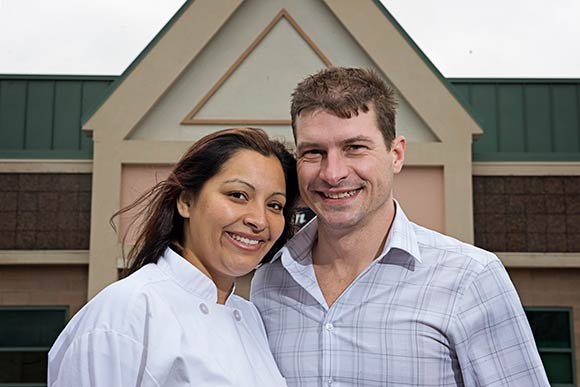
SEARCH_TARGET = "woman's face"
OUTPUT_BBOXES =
[177,149,287,287]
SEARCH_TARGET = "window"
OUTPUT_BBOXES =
[526,308,576,387]
[0,307,68,387]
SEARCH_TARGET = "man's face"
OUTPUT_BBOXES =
[295,107,405,233]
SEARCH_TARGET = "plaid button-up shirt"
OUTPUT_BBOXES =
[251,204,549,387]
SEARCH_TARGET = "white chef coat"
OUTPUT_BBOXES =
[48,247,287,387]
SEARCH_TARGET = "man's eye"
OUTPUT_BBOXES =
[301,149,322,157]
[347,144,366,152]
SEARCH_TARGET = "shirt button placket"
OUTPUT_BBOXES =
[322,315,335,387]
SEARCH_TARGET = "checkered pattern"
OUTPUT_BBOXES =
[251,205,549,387]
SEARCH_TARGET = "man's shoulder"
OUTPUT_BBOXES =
[411,222,499,269]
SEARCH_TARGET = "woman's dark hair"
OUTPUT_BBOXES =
[112,127,298,277]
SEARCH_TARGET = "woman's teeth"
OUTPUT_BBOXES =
[230,233,260,245]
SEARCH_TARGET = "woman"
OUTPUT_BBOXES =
[48,128,297,386]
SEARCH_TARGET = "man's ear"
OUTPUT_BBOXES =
[176,191,192,218]
[391,135,406,174]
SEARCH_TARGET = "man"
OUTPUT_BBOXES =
[251,67,549,387]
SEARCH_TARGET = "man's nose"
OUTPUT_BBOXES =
[319,151,348,185]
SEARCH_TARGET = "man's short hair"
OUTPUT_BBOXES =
[291,67,398,148]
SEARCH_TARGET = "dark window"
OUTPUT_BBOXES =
[0,307,68,387]
[526,308,576,387]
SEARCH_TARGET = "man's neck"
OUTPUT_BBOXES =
[311,201,396,307]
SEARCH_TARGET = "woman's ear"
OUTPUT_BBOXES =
[176,191,192,218]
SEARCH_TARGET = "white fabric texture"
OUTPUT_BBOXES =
[48,247,287,387]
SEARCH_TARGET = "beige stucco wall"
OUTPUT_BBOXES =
[0,266,88,316]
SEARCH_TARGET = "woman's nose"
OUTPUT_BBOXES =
[243,205,267,231]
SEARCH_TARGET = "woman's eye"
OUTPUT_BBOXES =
[269,202,284,212]
[228,192,247,200]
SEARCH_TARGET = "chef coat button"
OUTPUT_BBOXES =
[233,310,242,321]
[199,303,209,314]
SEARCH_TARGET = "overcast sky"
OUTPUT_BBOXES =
[0,0,578,78]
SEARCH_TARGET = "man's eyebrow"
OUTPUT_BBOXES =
[297,136,373,152]
[343,135,374,144]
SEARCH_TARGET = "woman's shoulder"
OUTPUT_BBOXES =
[63,263,169,337]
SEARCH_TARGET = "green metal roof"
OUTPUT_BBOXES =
[451,79,580,161]
[0,76,115,159]
[2,76,579,162]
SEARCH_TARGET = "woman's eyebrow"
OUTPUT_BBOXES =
[222,179,255,191]
[223,179,286,199]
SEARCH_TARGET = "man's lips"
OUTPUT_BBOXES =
[317,188,362,200]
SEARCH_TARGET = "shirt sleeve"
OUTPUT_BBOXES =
[450,259,550,387]
[48,329,159,387]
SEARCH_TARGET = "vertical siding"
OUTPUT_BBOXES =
[470,84,498,153]
[552,84,579,153]
[53,82,82,151]
[0,80,27,150]
[80,81,112,152]
[524,85,552,153]
[0,77,115,159]
[497,84,525,152]
[451,80,580,161]
[25,81,55,150]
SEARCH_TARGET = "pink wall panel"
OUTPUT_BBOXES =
[394,167,445,233]
[120,165,172,243]
[119,165,445,243]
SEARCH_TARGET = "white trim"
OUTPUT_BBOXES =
[473,162,580,176]
[0,250,89,265]
[0,160,93,173]
[498,252,580,268]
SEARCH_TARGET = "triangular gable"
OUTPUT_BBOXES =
[82,0,244,140]
[323,0,483,143]
[182,9,331,126]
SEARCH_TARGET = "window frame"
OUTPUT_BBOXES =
[525,306,577,387]
[0,306,69,387]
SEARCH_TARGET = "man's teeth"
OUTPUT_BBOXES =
[230,233,260,245]
[324,190,358,199]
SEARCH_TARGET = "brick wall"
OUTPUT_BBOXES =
[474,176,580,252]
[0,174,92,249]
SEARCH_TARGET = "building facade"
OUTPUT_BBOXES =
[0,1,579,385]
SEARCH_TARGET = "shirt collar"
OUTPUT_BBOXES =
[157,247,223,303]
[380,200,422,263]
[271,200,422,264]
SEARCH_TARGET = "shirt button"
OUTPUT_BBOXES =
[233,310,242,321]
[327,378,333,386]
[325,323,334,331]
[199,303,209,314]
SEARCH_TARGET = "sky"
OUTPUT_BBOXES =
[0,0,578,78]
